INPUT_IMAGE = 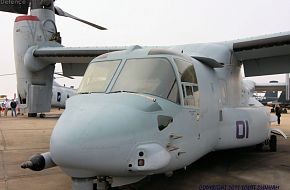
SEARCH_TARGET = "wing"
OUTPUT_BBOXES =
[34,46,126,76]
[233,32,290,77]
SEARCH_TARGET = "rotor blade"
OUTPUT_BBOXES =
[54,6,107,30]
[0,1,29,14]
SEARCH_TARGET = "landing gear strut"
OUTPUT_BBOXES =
[95,177,110,190]
[257,135,278,152]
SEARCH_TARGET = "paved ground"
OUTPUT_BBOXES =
[0,110,71,190]
[0,108,289,190]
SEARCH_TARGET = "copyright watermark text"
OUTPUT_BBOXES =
[199,184,280,190]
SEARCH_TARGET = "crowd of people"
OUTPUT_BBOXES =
[0,98,18,117]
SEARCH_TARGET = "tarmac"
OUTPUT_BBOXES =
[0,108,289,190]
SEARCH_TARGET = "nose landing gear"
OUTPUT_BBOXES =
[72,177,111,190]
[95,177,110,190]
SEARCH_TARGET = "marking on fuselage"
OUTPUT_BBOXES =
[236,120,249,139]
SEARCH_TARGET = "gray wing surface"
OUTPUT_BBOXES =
[34,46,126,76]
[233,32,290,77]
[33,31,290,77]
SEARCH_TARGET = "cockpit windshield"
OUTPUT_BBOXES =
[111,58,179,103]
[78,60,121,93]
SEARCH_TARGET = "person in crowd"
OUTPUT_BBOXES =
[4,99,9,117]
[275,105,282,125]
[10,99,17,117]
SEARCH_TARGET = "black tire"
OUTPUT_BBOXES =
[28,113,37,117]
[269,135,277,152]
[39,114,46,118]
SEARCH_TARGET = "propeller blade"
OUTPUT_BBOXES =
[0,1,29,14]
[54,6,107,30]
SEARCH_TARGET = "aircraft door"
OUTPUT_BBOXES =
[182,82,200,137]
[174,58,200,140]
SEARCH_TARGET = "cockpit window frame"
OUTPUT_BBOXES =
[78,53,200,107]
[108,56,182,105]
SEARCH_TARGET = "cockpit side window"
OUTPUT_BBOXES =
[174,58,199,107]
[111,58,180,104]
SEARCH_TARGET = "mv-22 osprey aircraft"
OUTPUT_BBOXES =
[1,1,289,190]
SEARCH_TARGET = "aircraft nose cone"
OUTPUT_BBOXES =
[50,94,155,177]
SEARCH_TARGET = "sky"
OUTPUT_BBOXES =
[1,0,290,97]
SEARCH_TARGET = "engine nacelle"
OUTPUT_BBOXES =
[13,13,57,113]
